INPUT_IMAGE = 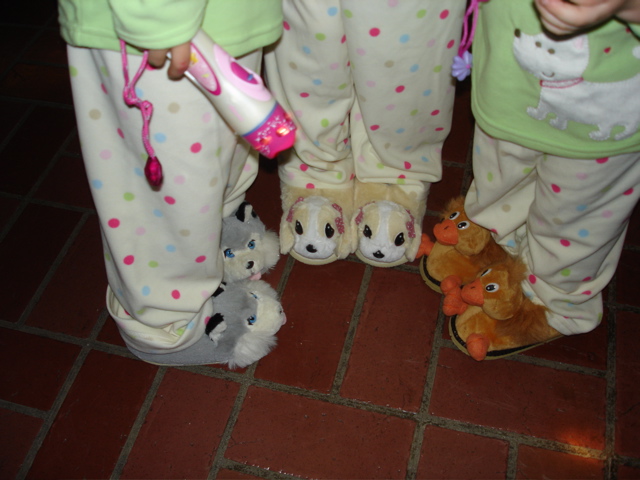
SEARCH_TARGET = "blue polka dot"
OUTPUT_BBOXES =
[404,145,413,151]
[507,239,516,248]
[303,46,311,54]
[142,286,151,296]
[134,167,144,177]
[576,204,588,212]
[186,320,195,330]
[327,6,338,16]
[578,229,590,238]
[421,156,429,162]
[399,34,410,43]
[328,99,336,105]
[410,64,419,73]
[153,209,163,217]
[91,179,103,189]
[312,79,322,85]
[135,87,144,98]
[166,244,176,252]
[154,132,167,143]
[423,89,432,96]
[396,128,405,134]
[475,145,481,154]
[313,140,321,147]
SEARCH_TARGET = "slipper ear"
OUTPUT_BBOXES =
[279,215,295,254]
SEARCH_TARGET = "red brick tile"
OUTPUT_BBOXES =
[516,445,604,479]
[0,106,76,195]
[255,260,365,392]
[0,204,81,322]
[616,310,640,458]
[121,370,240,479]
[442,82,474,166]
[27,351,157,479]
[26,217,105,337]
[216,470,263,480]
[0,100,29,143]
[624,202,640,247]
[226,386,415,479]
[417,425,509,479]
[4,2,57,26]
[34,155,96,209]
[0,196,20,228]
[341,269,439,411]
[618,464,640,479]
[244,158,281,233]
[0,27,35,66]
[616,250,640,308]
[430,349,607,450]
[0,328,80,410]
[0,63,73,105]
[0,409,43,479]
[428,165,466,214]
[97,316,128,347]
[22,30,68,64]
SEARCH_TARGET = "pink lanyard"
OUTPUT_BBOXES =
[452,0,489,81]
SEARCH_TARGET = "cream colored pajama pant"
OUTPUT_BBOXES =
[68,46,261,354]
[466,126,640,335]
[265,0,465,198]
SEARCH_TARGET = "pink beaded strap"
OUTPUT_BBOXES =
[119,40,163,187]
[451,0,489,81]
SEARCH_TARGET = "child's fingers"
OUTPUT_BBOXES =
[535,0,613,35]
[147,48,170,68]
[167,43,191,80]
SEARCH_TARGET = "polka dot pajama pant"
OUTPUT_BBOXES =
[68,46,261,354]
[264,0,465,198]
[466,126,640,336]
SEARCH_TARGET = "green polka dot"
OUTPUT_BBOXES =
[344,9,353,18]
[598,312,603,322]
[336,172,343,180]
[315,33,326,41]
[176,327,186,336]
[69,66,78,77]
[601,185,612,194]
[338,83,347,90]
[216,146,222,157]
[523,167,533,175]
[105,252,112,262]
[561,268,571,277]
[136,308,146,315]
[124,192,135,201]
[321,118,329,128]
[100,66,109,77]
[148,261,159,268]
[376,163,385,170]
[410,109,418,116]
[396,177,406,185]
[417,9,427,18]
[433,65,443,73]
[487,172,494,182]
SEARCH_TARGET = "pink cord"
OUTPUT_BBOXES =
[120,40,163,187]
[451,0,489,81]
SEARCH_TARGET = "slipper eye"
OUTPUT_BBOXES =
[224,248,235,258]
[449,211,460,221]
[325,223,335,238]
[247,315,256,326]
[363,225,372,238]
[480,268,492,277]
[457,221,469,230]
[485,283,500,293]
[394,232,405,246]
[295,220,303,235]
[248,239,256,250]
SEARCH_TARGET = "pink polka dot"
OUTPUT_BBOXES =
[447,39,455,49]
[370,28,380,37]
[135,227,146,235]
[283,21,290,30]
[101,83,108,94]
[624,188,634,195]
[190,142,202,153]
[107,218,120,228]
[100,150,112,160]
[300,164,309,171]
[560,239,571,247]
[341,35,347,44]
[529,274,537,284]
[204,316,211,324]
[404,161,412,169]
[195,255,206,263]
[490,228,498,234]
[431,109,440,116]
[583,277,592,282]
[370,125,380,131]
[398,174,406,179]
[582,290,592,295]
[604,47,611,54]
[202,112,212,123]
[435,127,444,132]
[356,48,366,56]
[306,183,315,189]
[200,204,210,214]
[164,196,176,205]
[602,210,613,218]
[395,86,405,93]
[300,92,309,98]
[576,173,588,180]
[596,157,609,164]
[366,80,376,88]
[386,104,396,111]
[329,62,339,70]
[174,175,185,185]
[123,255,135,265]
[440,9,450,19]
[117,128,124,138]
[551,184,561,193]
[171,290,181,299]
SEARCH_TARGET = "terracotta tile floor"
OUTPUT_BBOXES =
[2,6,640,480]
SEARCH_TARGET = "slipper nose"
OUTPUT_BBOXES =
[246,261,254,270]
[461,279,485,306]
[373,250,384,259]
[306,244,317,253]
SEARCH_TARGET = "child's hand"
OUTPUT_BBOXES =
[535,0,640,36]
[147,42,191,80]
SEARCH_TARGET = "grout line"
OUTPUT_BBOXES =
[604,280,619,480]
[111,367,167,479]
[330,264,373,395]
[505,441,519,479]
